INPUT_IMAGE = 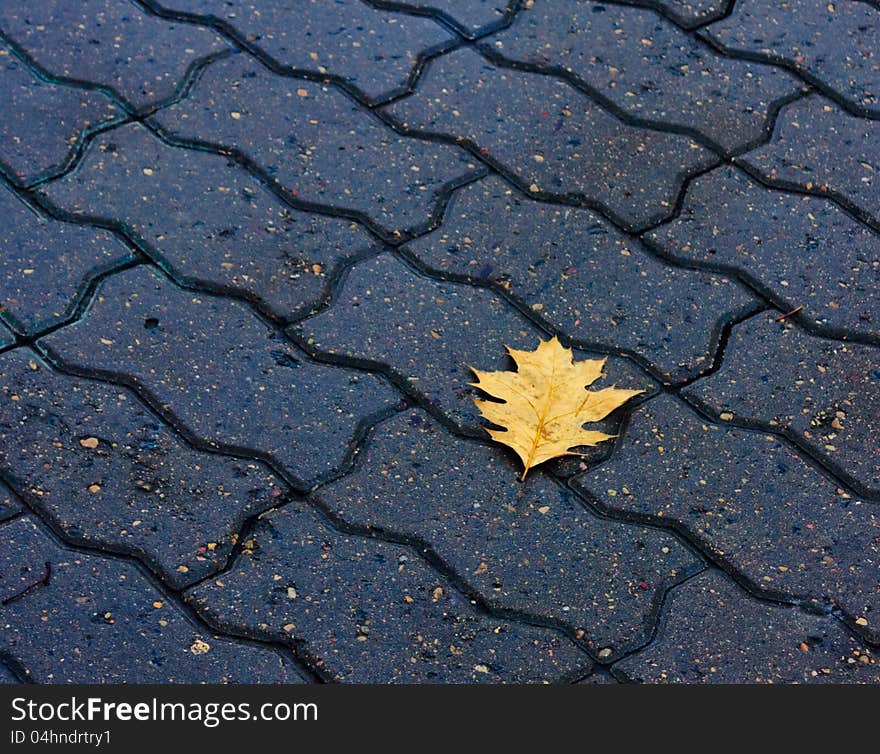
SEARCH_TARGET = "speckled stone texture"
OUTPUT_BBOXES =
[372,0,514,38]
[39,123,376,320]
[151,53,481,237]
[186,502,591,682]
[574,393,879,641]
[296,252,655,434]
[39,266,401,486]
[0,0,230,111]
[0,479,23,523]
[647,166,880,339]
[0,516,303,683]
[706,0,880,115]
[633,0,729,28]
[0,349,284,587]
[740,96,880,228]
[615,571,878,683]
[404,175,757,381]
[152,0,454,101]
[385,47,717,229]
[683,312,880,497]
[0,182,134,336]
[490,0,802,153]
[0,46,122,184]
[314,408,701,654]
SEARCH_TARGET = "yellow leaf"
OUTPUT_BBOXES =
[470,337,642,480]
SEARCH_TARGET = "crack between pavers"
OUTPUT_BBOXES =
[0,26,238,123]
[11,135,876,512]
[733,155,880,236]
[388,242,769,387]
[590,0,737,32]
[24,341,609,667]
[145,116,490,245]
[697,28,880,121]
[0,492,323,683]
[607,560,878,683]
[474,43,790,159]
[1,0,872,680]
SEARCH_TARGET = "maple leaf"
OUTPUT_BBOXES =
[470,337,643,480]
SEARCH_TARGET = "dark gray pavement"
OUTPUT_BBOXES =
[0,0,877,684]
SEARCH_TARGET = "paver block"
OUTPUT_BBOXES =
[296,252,655,439]
[706,0,880,114]
[40,123,375,321]
[156,0,454,101]
[386,47,716,229]
[647,166,880,340]
[0,479,23,523]
[371,0,513,38]
[0,46,122,184]
[574,393,880,640]
[405,175,756,381]
[0,182,134,336]
[186,503,590,682]
[315,408,700,653]
[0,348,285,588]
[683,312,880,497]
[615,571,878,683]
[152,53,480,237]
[740,96,880,228]
[492,0,801,153]
[0,0,229,110]
[0,516,302,683]
[39,266,401,485]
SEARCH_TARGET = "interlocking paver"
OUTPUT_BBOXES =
[683,312,880,497]
[155,0,454,101]
[574,393,880,640]
[371,0,513,38]
[0,479,23,523]
[0,516,302,683]
[0,349,284,588]
[0,662,21,683]
[3,0,877,686]
[186,503,590,682]
[705,0,880,114]
[39,266,400,485]
[491,0,801,154]
[296,252,655,436]
[0,0,229,111]
[647,166,880,339]
[40,123,375,320]
[0,47,122,184]
[740,96,880,228]
[385,47,716,229]
[615,571,879,683]
[0,182,134,336]
[152,53,480,236]
[315,408,700,652]
[405,176,756,381]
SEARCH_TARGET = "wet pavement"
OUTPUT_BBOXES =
[0,0,877,684]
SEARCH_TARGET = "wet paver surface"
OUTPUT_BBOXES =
[0,0,877,684]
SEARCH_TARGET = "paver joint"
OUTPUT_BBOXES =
[0,0,877,684]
